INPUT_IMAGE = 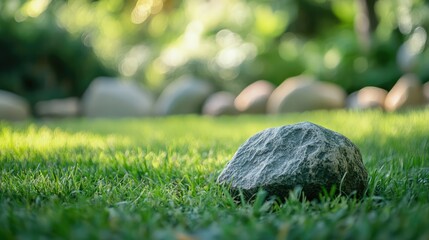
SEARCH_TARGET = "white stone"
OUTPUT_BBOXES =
[155,76,213,115]
[82,77,154,118]
[35,97,80,117]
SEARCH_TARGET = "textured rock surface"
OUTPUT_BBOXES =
[203,92,237,116]
[0,90,30,121]
[82,77,154,118]
[155,76,213,115]
[347,86,388,110]
[267,75,346,114]
[217,122,368,200]
[384,74,425,111]
[234,80,275,114]
[35,97,81,118]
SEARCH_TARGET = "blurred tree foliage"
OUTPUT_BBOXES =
[0,0,114,107]
[1,0,429,103]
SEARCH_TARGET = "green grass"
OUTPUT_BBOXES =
[1,109,429,239]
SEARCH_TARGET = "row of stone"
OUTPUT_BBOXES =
[1,74,429,120]
[205,74,429,115]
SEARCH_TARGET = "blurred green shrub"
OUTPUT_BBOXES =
[1,0,428,101]
[0,1,114,108]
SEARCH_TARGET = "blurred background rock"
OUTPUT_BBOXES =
[1,0,428,118]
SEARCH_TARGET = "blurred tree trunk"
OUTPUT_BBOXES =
[288,0,340,37]
[355,0,378,52]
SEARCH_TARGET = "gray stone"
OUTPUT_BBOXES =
[155,76,213,115]
[217,122,368,200]
[35,97,81,118]
[82,77,154,118]
[346,92,359,109]
[267,75,346,114]
[203,91,238,116]
[234,80,275,114]
[423,81,429,103]
[347,86,388,110]
[0,90,30,121]
[384,74,425,111]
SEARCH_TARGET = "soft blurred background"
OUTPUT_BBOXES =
[1,0,429,120]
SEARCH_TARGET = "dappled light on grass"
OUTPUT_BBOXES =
[1,109,429,238]
[0,123,131,157]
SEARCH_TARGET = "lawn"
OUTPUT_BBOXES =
[1,109,428,239]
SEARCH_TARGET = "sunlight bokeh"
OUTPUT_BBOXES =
[1,0,429,114]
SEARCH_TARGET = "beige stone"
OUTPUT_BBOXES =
[347,87,388,110]
[234,80,275,114]
[267,75,346,114]
[203,92,237,116]
[384,74,425,111]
